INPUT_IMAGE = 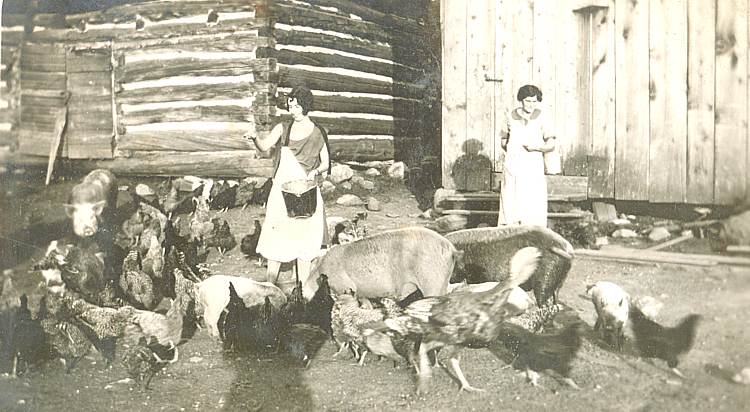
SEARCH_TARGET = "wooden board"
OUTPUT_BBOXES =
[117,58,273,83]
[117,130,253,152]
[113,33,271,54]
[685,0,716,204]
[119,106,254,126]
[278,66,424,99]
[274,28,392,61]
[440,0,467,189]
[327,138,394,161]
[116,82,272,104]
[65,0,260,25]
[588,4,616,198]
[272,2,391,44]
[614,0,650,200]
[66,48,112,72]
[463,0,495,192]
[714,0,748,204]
[648,0,688,202]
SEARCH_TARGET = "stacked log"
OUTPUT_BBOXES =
[0,12,24,148]
[268,0,438,162]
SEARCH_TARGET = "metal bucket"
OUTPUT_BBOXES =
[281,179,318,218]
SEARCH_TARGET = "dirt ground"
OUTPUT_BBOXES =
[1,168,749,411]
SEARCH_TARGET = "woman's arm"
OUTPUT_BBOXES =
[307,144,330,179]
[245,123,283,154]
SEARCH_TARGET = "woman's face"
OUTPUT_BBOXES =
[521,95,539,114]
[288,98,305,120]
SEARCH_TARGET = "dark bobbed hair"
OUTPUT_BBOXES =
[517,84,543,102]
[288,85,314,115]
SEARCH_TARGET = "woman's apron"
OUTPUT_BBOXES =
[498,112,548,227]
[256,146,326,262]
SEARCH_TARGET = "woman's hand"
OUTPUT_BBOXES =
[522,143,541,152]
[307,169,319,180]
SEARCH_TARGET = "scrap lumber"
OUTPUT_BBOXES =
[577,246,750,267]
[646,233,694,251]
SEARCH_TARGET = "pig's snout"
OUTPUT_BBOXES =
[83,227,96,237]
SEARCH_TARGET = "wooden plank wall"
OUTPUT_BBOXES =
[0,13,24,148]
[270,0,435,162]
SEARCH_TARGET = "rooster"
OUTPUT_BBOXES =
[121,337,178,391]
[205,218,237,255]
[496,321,584,388]
[382,247,541,393]
[120,246,158,310]
[240,219,263,265]
[361,294,423,368]
[629,305,701,378]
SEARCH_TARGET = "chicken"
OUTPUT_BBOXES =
[126,295,188,347]
[250,178,272,207]
[240,219,263,265]
[362,295,421,368]
[217,282,257,352]
[120,246,158,310]
[142,233,165,281]
[496,322,584,388]
[250,296,283,352]
[189,196,213,242]
[62,294,134,340]
[383,247,541,393]
[629,305,701,378]
[587,281,630,351]
[280,323,328,367]
[234,178,258,209]
[505,303,563,333]
[332,212,369,245]
[58,244,109,307]
[121,337,178,391]
[330,292,386,365]
[205,218,237,255]
[9,295,47,376]
[120,208,147,246]
[209,180,238,212]
[304,274,334,337]
[38,295,91,373]
[279,282,306,327]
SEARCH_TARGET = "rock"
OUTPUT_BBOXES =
[364,168,381,177]
[595,236,610,248]
[386,213,400,218]
[330,164,354,183]
[320,180,336,195]
[341,182,352,190]
[387,161,407,179]
[435,215,468,232]
[732,367,750,385]
[336,194,365,206]
[366,197,381,211]
[648,227,672,242]
[135,183,156,197]
[189,356,203,363]
[633,296,663,319]
[612,229,639,238]
[359,180,375,191]
[611,218,631,226]
[351,175,364,185]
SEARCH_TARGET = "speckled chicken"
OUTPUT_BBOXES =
[142,233,165,281]
[61,294,134,340]
[189,196,213,242]
[629,305,701,378]
[330,292,386,365]
[383,247,541,393]
[505,303,563,333]
[58,244,109,307]
[205,218,237,255]
[39,295,91,373]
[121,337,178,391]
[126,295,189,347]
[120,246,158,310]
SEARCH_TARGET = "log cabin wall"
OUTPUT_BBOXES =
[0,9,24,150]
[442,0,750,207]
[266,0,441,164]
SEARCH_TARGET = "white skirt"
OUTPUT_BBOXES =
[255,147,326,262]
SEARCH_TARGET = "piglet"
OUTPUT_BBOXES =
[64,169,117,238]
[303,226,463,301]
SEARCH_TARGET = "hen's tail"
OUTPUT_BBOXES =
[672,314,702,355]
[504,247,541,289]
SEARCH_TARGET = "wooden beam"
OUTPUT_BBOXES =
[328,137,394,161]
[277,114,421,136]
[578,246,750,267]
[115,82,272,105]
[117,130,253,152]
[440,0,466,190]
[647,233,694,251]
[278,66,425,99]
[111,32,270,52]
[304,95,421,117]
[119,106,255,126]
[66,49,112,73]
[116,58,272,83]
[273,2,391,44]
[289,0,423,34]
[65,0,261,25]
[274,27,392,61]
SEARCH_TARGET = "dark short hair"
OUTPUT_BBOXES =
[517,84,543,102]
[288,85,314,115]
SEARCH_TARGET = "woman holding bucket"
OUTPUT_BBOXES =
[246,85,330,286]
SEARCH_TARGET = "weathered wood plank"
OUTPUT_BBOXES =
[278,66,425,99]
[119,105,255,126]
[116,58,272,83]
[569,10,591,176]
[68,72,112,96]
[1,14,28,27]
[614,0,650,200]
[0,130,16,146]
[113,33,271,53]
[276,114,420,136]
[307,95,420,117]
[1,32,25,46]
[588,4,616,198]
[65,144,115,160]
[20,52,66,72]
[272,2,390,45]
[463,0,495,191]
[274,27,392,61]
[1,46,19,65]
[270,48,424,83]
[20,93,68,107]
[440,0,467,189]
[328,137,394,161]
[116,82,272,104]
[714,0,748,204]
[65,0,261,25]
[20,71,67,90]
[66,48,112,72]
[284,0,423,34]
[117,130,252,152]
[648,0,688,202]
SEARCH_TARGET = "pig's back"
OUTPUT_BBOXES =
[314,226,457,297]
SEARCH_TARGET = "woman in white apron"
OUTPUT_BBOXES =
[246,86,329,286]
[498,85,556,227]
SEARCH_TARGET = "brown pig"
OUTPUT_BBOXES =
[64,169,117,238]
[302,226,463,301]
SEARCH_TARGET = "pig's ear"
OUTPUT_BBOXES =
[63,204,76,218]
[92,200,106,216]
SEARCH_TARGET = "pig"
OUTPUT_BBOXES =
[302,226,463,301]
[194,275,287,338]
[445,225,574,307]
[64,169,117,238]
[586,281,630,351]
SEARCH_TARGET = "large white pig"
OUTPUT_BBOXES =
[64,169,117,238]
[302,226,463,301]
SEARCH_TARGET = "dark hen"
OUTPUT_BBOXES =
[205,218,237,255]
[209,180,238,212]
[121,337,177,391]
[240,219,263,265]
[383,247,541,393]
[629,305,701,378]
[279,281,306,327]
[281,323,328,367]
[217,282,256,352]
[250,178,273,207]
[11,295,47,375]
[59,244,109,306]
[304,274,334,337]
[250,296,282,352]
[497,322,584,388]
[39,295,91,373]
